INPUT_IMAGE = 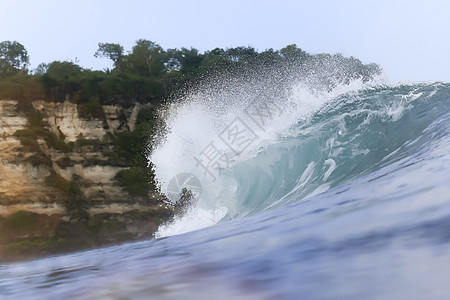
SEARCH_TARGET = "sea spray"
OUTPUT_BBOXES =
[150,58,384,236]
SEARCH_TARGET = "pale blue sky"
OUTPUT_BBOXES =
[1,0,449,82]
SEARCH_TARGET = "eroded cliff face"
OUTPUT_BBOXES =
[0,100,59,215]
[0,99,173,260]
[32,100,143,142]
[1,100,162,215]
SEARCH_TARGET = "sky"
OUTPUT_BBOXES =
[1,0,449,83]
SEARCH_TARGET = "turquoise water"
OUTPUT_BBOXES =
[1,82,450,299]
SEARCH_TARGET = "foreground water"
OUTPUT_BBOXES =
[1,82,450,299]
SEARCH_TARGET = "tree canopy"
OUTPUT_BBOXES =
[0,39,382,104]
[0,41,29,75]
[94,42,124,70]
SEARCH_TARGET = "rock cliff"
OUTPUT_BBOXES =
[0,99,174,260]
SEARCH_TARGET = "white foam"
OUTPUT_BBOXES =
[155,206,227,238]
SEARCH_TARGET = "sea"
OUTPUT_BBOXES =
[1,73,450,299]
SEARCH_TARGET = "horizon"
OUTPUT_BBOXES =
[1,0,450,83]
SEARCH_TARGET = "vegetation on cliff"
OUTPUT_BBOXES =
[0,40,381,104]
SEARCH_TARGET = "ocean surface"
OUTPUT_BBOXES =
[1,80,450,299]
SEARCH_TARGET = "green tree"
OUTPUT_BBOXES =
[280,44,307,62]
[45,61,82,81]
[178,47,203,75]
[94,42,124,70]
[126,39,165,76]
[201,48,229,70]
[258,48,281,63]
[163,48,182,71]
[0,41,29,75]
[34,63,49,76]
[225,46,258,62]
[42,61,83,101]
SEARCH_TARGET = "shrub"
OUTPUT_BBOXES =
[44,174,71,193]
[5,211,36,228]
[79,96,104,119]
[114,167,156,197]
[5,237,67,253]
[44,132,70,152]
[14,128,42,152]
[14,107,70,153]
